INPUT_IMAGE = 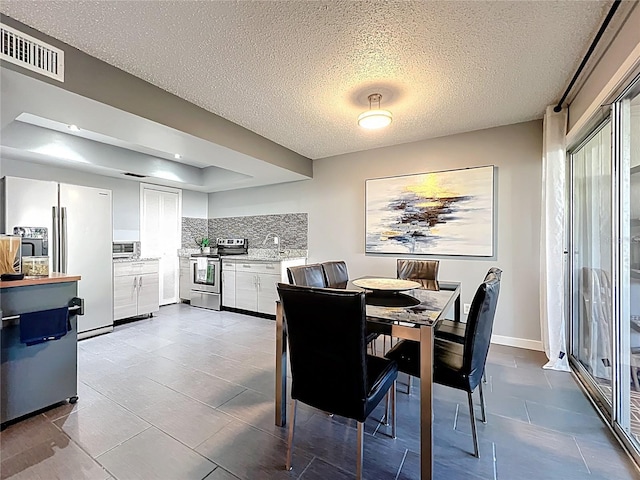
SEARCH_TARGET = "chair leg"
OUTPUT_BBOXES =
[391,380,397,439]
[286,399,297,471]
[356,421,364,480]
[479,382,487,424]
[406,374,412,394]
[467,392,480,458]
[384,391,390,426]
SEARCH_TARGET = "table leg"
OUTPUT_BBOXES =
[455,294,461,322]
[420,325,434,480]
[275,301,287,426]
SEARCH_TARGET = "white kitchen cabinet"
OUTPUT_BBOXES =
[179,256,191,301]
[222,260,237,308]
[113,260,160,320]
[224,258,305,315]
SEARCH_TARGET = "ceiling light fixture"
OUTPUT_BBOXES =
[68,124,80,132]
[174,153,182,159]
[358,93,392,129]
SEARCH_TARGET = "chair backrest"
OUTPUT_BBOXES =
[277,283,368,419]
[397,259,440,290]
[321,261,349,288]
[397,259,439,280]
[287,264,328,287]
[462,269,502,390]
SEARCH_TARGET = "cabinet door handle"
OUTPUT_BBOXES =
[242,264,251,268]
[139,277,143,289]
[266,265,275,270]
[133,276,137,290]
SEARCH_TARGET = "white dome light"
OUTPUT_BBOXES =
[358,93,392,130]
[358,109,393,129]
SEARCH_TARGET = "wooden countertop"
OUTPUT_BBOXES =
[0,272,81,289]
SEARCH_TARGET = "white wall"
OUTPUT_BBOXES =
[182,189,208,218]
[1,156,208,238]
[209,120,543,345]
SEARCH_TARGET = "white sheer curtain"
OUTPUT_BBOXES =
[540,106,570,371]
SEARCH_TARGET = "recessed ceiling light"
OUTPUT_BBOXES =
[68,124,80,132]
[174,153,182,159]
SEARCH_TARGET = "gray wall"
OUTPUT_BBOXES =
[1,156,208,239]
[209,120,543,345]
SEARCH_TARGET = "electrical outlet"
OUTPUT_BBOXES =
[463,303,471,315]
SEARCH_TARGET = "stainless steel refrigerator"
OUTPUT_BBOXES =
[1,176,114,339]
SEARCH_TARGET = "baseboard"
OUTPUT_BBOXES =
[491,334,544,352]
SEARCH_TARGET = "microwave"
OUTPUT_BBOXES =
[112,241,140,259]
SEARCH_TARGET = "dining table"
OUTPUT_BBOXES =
[274,278,462,480]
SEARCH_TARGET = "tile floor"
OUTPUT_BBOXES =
[1,303,639,480]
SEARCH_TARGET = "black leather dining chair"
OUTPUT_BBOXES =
[321,260,349,288]
[435,267,502,343]
[277,283,398,479]
[286,264,327,287]
[384,271,501,458]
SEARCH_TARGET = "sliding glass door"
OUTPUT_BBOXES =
[570,121,613,408]
[569,77,640,463]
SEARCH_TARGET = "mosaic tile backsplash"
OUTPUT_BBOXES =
[209,213,308,250]
[181,217,208,248]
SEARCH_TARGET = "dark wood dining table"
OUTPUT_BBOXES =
[274,278,462,480]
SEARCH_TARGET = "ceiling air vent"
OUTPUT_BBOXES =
[123,172,147,178]
[1,23,64,82]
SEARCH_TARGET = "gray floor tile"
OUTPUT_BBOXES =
[135,394,233,448]
[575,434,640,479]
[54,397,150,457]
[525,400,609,441]
[161,368,247,408]
[288,413,406,479]
[0,432,110,480]
[0,414,61,461]
[42,381,106,421]
[2,305,637,479]
[218,388,311,440]
[196,419,313,479]
[203,466,242,480]
[398,449,493,480]
[298,457,353,480]
[97,427,216,480]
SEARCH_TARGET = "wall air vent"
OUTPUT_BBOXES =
[1,23,64,82]
[123,172,147,178]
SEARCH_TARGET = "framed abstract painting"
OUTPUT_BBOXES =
[365,165,495,256]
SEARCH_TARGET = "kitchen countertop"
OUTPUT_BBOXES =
[178,247,307,261]
[113,257,160,263]
[221,255,306,263]
[0,272,82,288]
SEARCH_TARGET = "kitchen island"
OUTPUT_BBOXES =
[1,273,82,424]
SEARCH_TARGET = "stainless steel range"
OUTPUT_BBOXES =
[189,238,248,310]
[190,254,221,310]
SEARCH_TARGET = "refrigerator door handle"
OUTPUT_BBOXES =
[52,206,59,272]
[61,207,68,273]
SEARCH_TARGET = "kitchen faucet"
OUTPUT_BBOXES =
[262,232,287,255]
[262,232,280,246]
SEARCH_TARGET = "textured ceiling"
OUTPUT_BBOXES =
[0,1,610,159]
